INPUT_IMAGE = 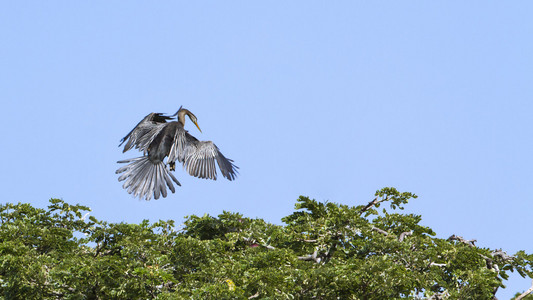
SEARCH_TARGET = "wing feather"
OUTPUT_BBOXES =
[177,132,238,181]
[119,113,172,153]
[167,124,188,163]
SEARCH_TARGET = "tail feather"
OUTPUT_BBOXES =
[121,158,148,190]
[123,159,152,195]
[153,164,161,200]
[116,157,181,200]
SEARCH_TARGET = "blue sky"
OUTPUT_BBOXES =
[1,2,532,297]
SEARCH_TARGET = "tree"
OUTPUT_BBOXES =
[0,188,531,299]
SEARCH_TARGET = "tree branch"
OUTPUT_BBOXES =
[429,262,446,267]
[448,234,476,247]
[516,279,533,300]
[371,226,389,236]
[491,249,514,261]
[359,195,390,214]
[399,231,412,242]
[480,254,494,270]
[299,239,317,243]
[298,250,321,263]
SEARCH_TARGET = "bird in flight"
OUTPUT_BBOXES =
[116,106,238,200]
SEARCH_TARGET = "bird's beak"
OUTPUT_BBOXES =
[193,121,202,133]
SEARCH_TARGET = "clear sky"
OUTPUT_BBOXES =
[1,2,532,298]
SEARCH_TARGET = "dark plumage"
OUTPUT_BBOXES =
[116,107,238,200]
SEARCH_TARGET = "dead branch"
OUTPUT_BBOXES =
[298,250,321,263]
[491,249,514,261]
[516,279,533,300]
[448,234,476,247]
[299,239,317,243]
[429,262,446,267]
[359,195,390,214]
[399,231,412,242]
[480,254,494,270]
[371,226,389,236]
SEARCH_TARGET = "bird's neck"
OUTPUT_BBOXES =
[177,112,187,126]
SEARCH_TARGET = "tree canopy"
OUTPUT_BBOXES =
[0,187,531,299]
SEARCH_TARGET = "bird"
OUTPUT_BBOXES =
[116,106,238,200]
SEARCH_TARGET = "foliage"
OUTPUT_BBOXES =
[0,188,531,299]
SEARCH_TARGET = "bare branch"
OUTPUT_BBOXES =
[516,279,533,300]
[371,226,389,236]
[491,249,514,261]
[359,195,390,214]
[399,231,412,242]
[299,239,317,243]
[480,249,513,275]
[448,234,476,247]
[429,262,447,267]
[298,250,321,263]
[480,254,494,270]
[248,292,260,299]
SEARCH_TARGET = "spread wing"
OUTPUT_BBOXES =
[119,113,173,153]
[169,131,238,181]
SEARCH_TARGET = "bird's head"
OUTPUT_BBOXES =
[173,106,202,133]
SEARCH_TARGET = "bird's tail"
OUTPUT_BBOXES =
[116,156,181,201]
